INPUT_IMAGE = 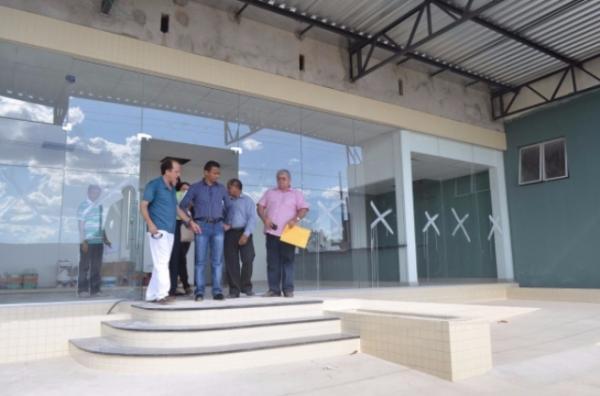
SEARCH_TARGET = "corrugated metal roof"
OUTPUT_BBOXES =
[213,0,600,89]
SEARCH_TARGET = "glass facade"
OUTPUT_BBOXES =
[412,159,497,281]
[0,40,506,304]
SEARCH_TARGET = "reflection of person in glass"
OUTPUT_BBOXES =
[78,184,111,297]
[224,178,257,298]
[168,180,193,296]
[141,159,200,304]
[257,170,309,298]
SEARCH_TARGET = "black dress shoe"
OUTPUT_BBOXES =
[194,295,204,302]
[242,290,255,296]
[227,293,240,299]
[263,290,281,297]
[283,291,294,298]
[213,293,225,300]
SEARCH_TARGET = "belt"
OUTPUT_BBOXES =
[196,217,223,224]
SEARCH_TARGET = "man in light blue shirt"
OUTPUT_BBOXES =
[224,178,257,298]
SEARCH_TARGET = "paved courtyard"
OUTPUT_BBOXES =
[2,298,600,395]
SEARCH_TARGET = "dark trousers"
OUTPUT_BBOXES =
[266,233,295,294]
[169,220,192,295]
[224,229,255,296]
[78,243,104,294]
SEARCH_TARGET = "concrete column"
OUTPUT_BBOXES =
[489,157,515,281]
[395,131,419,285]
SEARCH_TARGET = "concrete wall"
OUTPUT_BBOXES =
[0,0,501,133]
[505,90,600,288]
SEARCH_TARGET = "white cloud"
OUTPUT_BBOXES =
[321,186,348,199]
[241,138,263,151]
[62,106,85,131]
[0,96,53,123]
[66,135,141,175]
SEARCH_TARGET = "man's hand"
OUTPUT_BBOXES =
[223,223,232,231]
[239,234,249,246]
[190,221,202,234]
[264,218,274,229]
[81,240,89,254]
[148,224,159,236]
[287,218,298,229]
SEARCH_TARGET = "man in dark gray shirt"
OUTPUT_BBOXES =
[224,178,257,298]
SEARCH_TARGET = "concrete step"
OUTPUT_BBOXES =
[101,315,342,348]
[130,297,325,326]
[69,333,360,373]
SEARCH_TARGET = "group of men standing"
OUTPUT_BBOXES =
[140,159,308,304]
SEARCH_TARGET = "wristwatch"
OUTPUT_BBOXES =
[295,216,301,222]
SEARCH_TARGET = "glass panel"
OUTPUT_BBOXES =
[350,122,402,287]
[140,75,233,148]
[0,165,63,300]
[412,154,497,282]
[519,145,541,184]
[0,117,66,168]
[0,37,424,303]
[58,170,141,299]
[235,100,302,292]
[544,139,567,180]
[299,110,354,289]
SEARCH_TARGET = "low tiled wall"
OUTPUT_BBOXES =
[507,287,600,303]
[331,309,492,381]
[0,300,131,363]
[308,283,515,303]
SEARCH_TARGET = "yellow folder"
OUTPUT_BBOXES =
[280,224,311,249]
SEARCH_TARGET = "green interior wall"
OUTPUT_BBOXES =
[504,90,600,288]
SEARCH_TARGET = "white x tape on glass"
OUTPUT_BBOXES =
[487,214,503,241]
[422,211,440,236]
[451,208,471,243]
[369,200,394,235]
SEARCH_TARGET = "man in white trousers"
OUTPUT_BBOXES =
[140,159,200,304]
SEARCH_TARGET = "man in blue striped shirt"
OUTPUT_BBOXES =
[224,178,257,298]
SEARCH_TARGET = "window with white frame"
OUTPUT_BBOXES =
[519,138,568,185]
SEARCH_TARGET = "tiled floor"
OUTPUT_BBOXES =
[2,297,600,395]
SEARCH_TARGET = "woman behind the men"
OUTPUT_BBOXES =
[168,180,193,296]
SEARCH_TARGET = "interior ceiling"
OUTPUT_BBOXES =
[411,153,489,181]
[0,41,396,148]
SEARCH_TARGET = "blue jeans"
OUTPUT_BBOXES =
[194,221,224,296]
[266,233,295,294]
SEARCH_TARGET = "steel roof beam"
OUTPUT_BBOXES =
[432,0,581,67]
[491,53,600,119]
[349,0,505,82]
[236,0,510,90]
